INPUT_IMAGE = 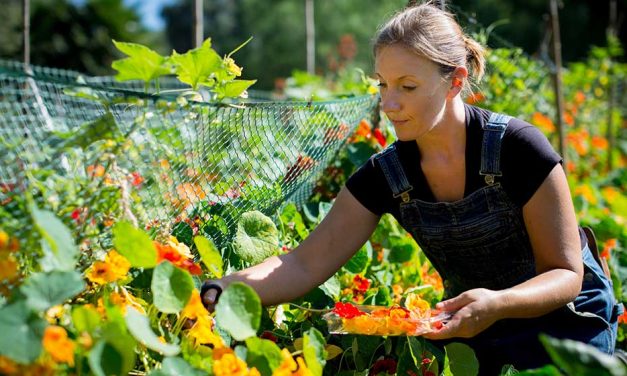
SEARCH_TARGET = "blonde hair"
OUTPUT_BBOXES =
[373,2,485,91]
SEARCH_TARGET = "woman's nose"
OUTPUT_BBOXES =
[380,93,401,113]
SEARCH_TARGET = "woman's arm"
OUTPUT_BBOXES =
[202,187,380,308]
[426,164,583,339]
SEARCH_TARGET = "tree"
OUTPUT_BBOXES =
[0,0,161,75]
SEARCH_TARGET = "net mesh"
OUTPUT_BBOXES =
[0,59,378,243]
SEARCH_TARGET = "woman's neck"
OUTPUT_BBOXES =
[415,98,466,160]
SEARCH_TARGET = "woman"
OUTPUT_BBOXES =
[202,3,620,373]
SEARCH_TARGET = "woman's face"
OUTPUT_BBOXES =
[375,44,451,141]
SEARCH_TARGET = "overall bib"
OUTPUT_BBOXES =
[375,113,621,374]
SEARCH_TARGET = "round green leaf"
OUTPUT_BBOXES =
[303,327,326,376]
[125,307,180,356]
[113,221,157,268]
[0,302,46,363]
[343,242,372,273]
[151,262,194,314]
[232,211,279,264]
[31,205,78,271]
[388,234,417,263]
[444,342,479,376]
[245,337,283,376]
[149,357,206,376]
[194,235,223,278]
[72,305,102,334]
[89,323,137,376]
[215,282,261,341]
[21,271,85,311]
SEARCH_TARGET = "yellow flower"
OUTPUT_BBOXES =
[213,353,249,376]
[574,185,598,205]
[224,57,243,77]
[0,231,8,250]
[188,316,224,348]
[85,250,131,285]
[85,261,115,285]
[42,326,75,366]
[273,349,312,376]
[405,293,430,318]
[167,236,193,259]
[108,288,145,314]
[182,289,209,320]
[45,305,65,324]
[106,250,130,278]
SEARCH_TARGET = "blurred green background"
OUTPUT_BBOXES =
[1,0,625,89]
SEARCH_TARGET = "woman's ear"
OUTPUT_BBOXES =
[447,66,469,100]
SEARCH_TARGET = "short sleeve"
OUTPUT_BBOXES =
[345,156,393,216]
[501,122,563,206]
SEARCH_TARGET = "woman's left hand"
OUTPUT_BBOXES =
[423,288,505,340]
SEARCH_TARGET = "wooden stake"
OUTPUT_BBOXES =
[23,0,30,67]
[194,0,203,48]
[305,0,315,74]
[549,0,566,161]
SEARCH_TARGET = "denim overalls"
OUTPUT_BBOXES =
[375,113,621,374]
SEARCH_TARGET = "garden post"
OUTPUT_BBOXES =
[549,0,566,163]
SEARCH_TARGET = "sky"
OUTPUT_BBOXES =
[124,0,177,30]
[70,0,177,30]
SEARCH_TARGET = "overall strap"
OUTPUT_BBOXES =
[480,112,512,185]
[375,144,414,203]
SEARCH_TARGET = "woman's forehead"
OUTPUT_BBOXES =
[375,45,439,79]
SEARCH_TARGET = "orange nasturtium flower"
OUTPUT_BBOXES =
[188,317,224,348]
[273,348,312,376]
[154,236,203,275]
[213,352,260,376]
[85,250,130,285]
[421,263,444,292]
[98,288,145,315]
[182,289,210,320]
[42,326,75,366]
[531,112,555,133]
[591,136,609,150]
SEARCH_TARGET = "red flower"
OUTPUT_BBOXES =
[353,275,371,292]
[373,128,387,148]
[130,172,144,187]
[332,302,366,319]
[369,358,397,376]
[260,331,278,343]
[71,208,81,223]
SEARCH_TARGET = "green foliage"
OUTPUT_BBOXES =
[112,40,172,83]
[443,343,479,376]
[215,282,262,341]
[540,335,627,376]
[245,337,284,376]
[31,204,79,272]
[21,271,85,311]
[125,307,180,356]
[194,235,224,278]
[151,261,195,314]
[232,211,279,264]
[149,357,206,376]
[113,221,157,268]
[303,327,327,376]
[89,322,137,376]
[0,302,46,363]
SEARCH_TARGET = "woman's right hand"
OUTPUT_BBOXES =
[200,280,224,312]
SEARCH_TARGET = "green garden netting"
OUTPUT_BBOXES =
[0,59,379,240]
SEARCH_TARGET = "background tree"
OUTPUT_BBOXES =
[0,0,162,75]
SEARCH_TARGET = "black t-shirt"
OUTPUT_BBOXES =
[346,104,562,218]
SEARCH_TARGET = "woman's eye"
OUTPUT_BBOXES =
[377,82,387,88]
[402,86,416,91]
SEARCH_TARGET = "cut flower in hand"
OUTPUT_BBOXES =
[324,294,452,336]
